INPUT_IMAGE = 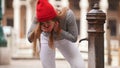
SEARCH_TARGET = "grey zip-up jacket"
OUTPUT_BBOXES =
[27,9,78,42]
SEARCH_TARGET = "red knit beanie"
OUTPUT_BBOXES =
[36,0,57,22]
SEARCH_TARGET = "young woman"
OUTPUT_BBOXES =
[27,0,85,68]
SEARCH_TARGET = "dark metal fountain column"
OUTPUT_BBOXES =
[86,3,106,68]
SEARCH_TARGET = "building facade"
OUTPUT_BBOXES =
[1,0,120,64]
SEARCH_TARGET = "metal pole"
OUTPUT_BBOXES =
[86,3,106,68]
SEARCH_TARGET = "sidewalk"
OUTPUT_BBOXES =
[0,59,120,68]
[0,59,75,68]
[1,40,120,68]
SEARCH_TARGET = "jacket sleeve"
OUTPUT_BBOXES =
[60,9,78,42]
[27,17,38,43]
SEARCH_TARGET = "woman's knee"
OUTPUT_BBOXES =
[71,62,86,68]
[69,57,86,68]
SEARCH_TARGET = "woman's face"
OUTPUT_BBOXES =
[41,20,55,32]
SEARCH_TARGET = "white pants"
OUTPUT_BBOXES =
[40,34,85,68]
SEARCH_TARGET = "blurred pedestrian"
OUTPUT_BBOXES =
[27,0,85,68]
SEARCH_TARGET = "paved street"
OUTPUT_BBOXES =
[1,40,120,68]
[0,59,90,68]
[0,59,82,68]
[0,59,120,68]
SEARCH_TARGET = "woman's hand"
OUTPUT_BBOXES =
[41,21,55,32]
[54,22,61,33]
[40,20,61,33]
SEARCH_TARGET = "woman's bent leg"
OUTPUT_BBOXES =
[40,43,55,68]
[55,39,86,68]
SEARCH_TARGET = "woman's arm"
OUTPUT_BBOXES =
[27,18,38,42]
[60,9,78,42]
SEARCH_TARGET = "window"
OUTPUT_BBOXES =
[73,0,80,10]
[20,6,26,38]
[5,0,13,9]
[108,0,119,11]
[69,0,80,10]
[7,18,14,27]
[56,0,61,1]
[88,0,100,9]
[108,19,117,36]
